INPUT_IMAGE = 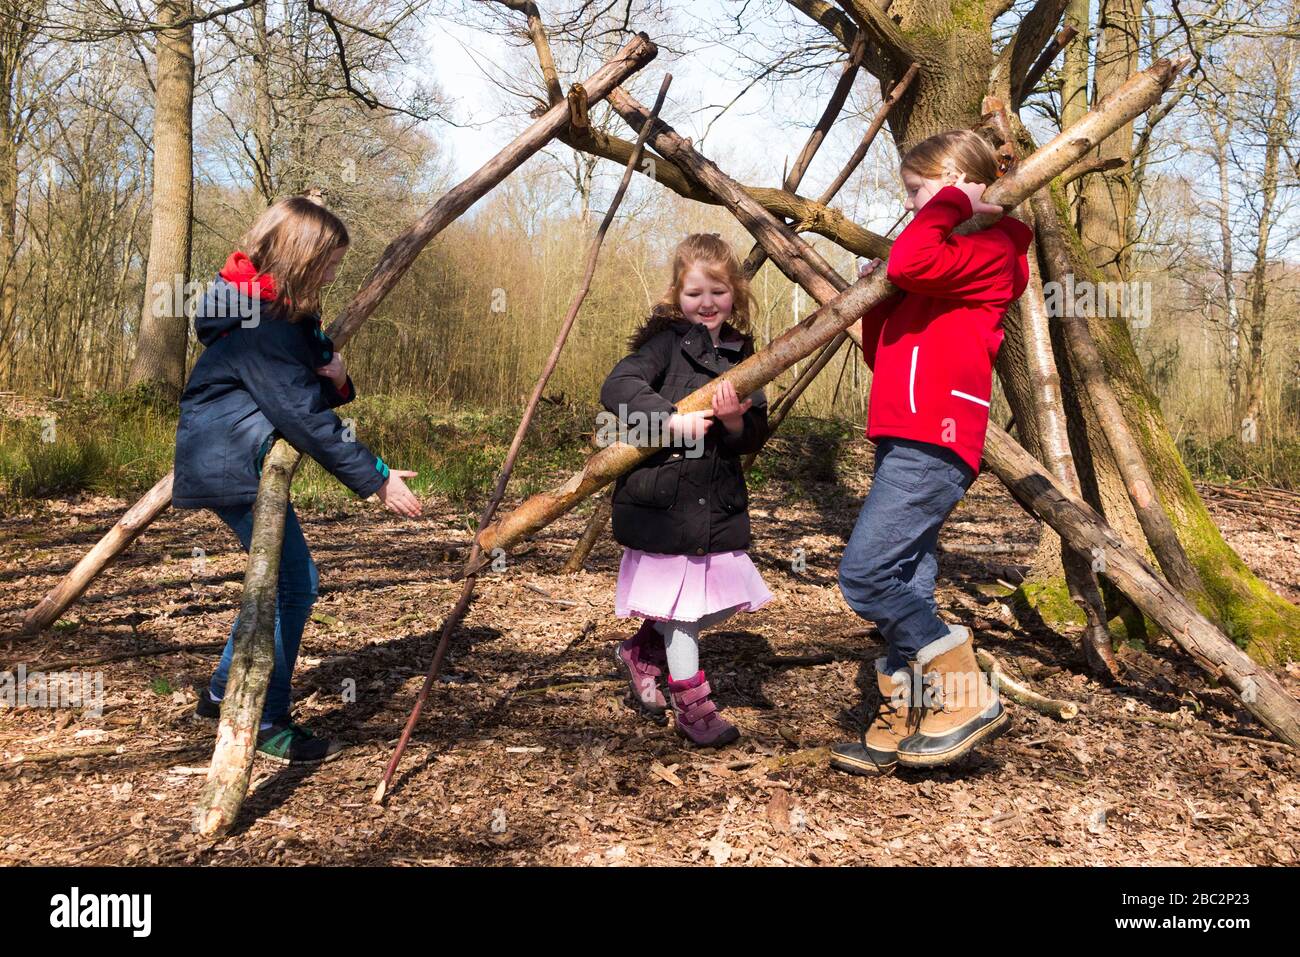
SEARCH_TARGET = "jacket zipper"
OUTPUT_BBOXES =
[908,346,918,414]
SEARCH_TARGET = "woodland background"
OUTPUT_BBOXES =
[0,0,1297,506]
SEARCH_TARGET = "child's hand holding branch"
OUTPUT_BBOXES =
[316,353,348,391]
[711,379,752,434]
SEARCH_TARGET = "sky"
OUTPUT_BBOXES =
[413,1,914,234]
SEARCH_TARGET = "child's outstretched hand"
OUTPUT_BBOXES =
[951,172,1004,218]
[711,379,751,433]
[668,409,715,443]
[376,469,422,517]
[316,353,348,390]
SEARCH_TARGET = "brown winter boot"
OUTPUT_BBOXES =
[831,659,912,776]
[896,625,1009,767]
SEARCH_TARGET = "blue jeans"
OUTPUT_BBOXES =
[838,438,975,672]
[208,503,319,723]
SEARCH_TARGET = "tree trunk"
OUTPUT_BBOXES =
[252,0,274,205]
[1239,25,1296,446]
[127,0,195,399]
[1060,0,1091,208]
[1076,0,1138,280]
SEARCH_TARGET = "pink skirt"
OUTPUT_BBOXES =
[614,548,774,622]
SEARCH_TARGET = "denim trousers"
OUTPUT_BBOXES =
[838,438,975,672]
[208,503,318,723]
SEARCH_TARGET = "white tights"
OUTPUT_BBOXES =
[653,605,741,681]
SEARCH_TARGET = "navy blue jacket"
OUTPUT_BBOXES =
[172,275,390,509]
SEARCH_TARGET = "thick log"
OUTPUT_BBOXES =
[20,32,659,637]
[193,440,300,838]
[478,59,1188,554]
[22,472,174,633]
[982,426,1300,747]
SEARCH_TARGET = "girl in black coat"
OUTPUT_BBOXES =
[600,233,773,748]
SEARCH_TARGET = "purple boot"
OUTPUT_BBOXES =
[667,671,739,748]
[614,619,668,723]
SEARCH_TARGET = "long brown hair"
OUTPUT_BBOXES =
[899,129,1005,187]
[239,195,350,320]
[630,233,753,351]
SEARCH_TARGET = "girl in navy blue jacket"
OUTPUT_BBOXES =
[175,196,420,764]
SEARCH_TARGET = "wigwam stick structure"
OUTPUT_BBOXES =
[471,58,1300,748]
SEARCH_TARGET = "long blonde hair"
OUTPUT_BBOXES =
[900,129,1005,187]
[632,233,753,350]
[239,196,350,320]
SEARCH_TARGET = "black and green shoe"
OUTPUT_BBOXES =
[192,685,221,724]
[256,720,345,765]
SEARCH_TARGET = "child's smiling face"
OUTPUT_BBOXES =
[679,264,733,336]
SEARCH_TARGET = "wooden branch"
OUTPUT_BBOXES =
[744,56,914,282]
[373,76,673,806]
[561,125,892,261]
[818,62,918,202]
[1058,155,1124,188]
[787,30,869,191]
[976,648,1080,720]
[988,0,1071,107]
[562,492,612,572]
[1017,26,1078,108]
[486,0,563,104]
[837,0,919,74]
[21,33,660,637]
[985,98,1117,679]
[477,60,1183,556]
[194,440,300,838]
[1029,187,1205,599]
[981,426,1300,747]
[783,0,857,50]
[23,472,174,634]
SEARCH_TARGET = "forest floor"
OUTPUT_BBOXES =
[2,436,1299,867]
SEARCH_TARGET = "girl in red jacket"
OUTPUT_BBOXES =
[831,130,1031,776]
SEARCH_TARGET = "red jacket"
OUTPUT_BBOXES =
[858,185,1032,475]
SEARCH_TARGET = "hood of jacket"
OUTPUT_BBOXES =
[193,252,282,345]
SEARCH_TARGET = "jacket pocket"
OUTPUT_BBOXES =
[715,455,749,513]
[621,452,684,509]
